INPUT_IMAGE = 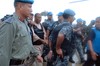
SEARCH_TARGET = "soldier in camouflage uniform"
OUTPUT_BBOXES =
[48,9,76,66]
[46,12,64,66]
[42,12,54,32]
[82,20,96,66]
[82,20,96,44]
[49,12,64,32]
[69,18,85,63]
[42,12,54,65]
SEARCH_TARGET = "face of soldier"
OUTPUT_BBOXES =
[48,15,52,20]
[20,3,32,18]
[58,16,64,21]
[77,22,83,26]
[69,16,75,23]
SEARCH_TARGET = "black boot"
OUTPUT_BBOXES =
[80,58,85,63]
[69,58,75,63]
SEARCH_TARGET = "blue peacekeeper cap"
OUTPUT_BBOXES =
[57,12,63,16]
[76,18,83,22]
[64,9,75,16]
[47,12,53,16]
[14,0,34,4]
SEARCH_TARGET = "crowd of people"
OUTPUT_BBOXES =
[0,0,100,66]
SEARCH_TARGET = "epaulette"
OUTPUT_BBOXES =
[3,17,13,24]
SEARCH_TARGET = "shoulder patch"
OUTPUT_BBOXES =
[3,17,13,24]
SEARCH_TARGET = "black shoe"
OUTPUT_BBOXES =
[80,59,85,63]
[69,59,75,63]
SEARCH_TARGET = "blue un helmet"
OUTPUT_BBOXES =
[47,12,53,16]
[14,0,34,4]
[63,9,75,16]
[57,12,63,16]
[76,18,83,23]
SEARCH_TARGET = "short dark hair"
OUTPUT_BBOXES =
[35,13,41,17]
[63,13,71,19]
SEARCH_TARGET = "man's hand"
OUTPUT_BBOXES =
[90,51,98,61]
[47,50,53,60]
[29,21,35,26]
[40,39,48,45]
[44,39,48,45]
[36,55,43,63]
[56,48,63,58]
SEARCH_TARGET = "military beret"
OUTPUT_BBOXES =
[63,9,75,16]
[57,12,63,16]
[76,18,83,22]
[14,0,34,4]
[47,12,53,16]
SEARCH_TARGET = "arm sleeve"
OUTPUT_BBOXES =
[59,26,71,40]
[0,22,15,66]
[87,29,95,41]
[59,27,66,35]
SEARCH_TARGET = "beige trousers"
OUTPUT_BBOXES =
[32,45,43,66]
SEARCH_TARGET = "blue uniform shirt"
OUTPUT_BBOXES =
[88,28,100,54]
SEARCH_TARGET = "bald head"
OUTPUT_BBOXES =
[34,13,42,23]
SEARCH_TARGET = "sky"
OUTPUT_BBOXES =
[0,0,100,25]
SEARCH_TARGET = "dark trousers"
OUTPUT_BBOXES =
[83,51,100,66]
[54,56,69,66]
[47,49,57,66]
